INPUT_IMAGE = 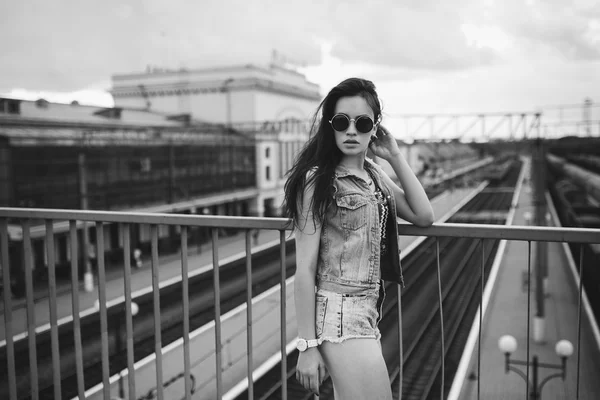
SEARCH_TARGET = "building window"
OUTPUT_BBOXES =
[279,143,284,179]
[287,142,292,172]
[265,166,271,181]
[0,98,21,115]
[265,147,270,158]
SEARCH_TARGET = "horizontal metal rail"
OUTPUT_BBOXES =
[2,208,600,243]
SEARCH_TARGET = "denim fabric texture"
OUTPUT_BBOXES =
[316,282,386,343]
[315,158,403,344]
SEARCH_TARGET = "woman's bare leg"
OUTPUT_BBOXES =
[320,338,392,400]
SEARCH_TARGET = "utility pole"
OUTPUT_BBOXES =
[532,138,547,342]
[78,153,94,292]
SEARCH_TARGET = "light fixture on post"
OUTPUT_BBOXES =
[498,335,573,399]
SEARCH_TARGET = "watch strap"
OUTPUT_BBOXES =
[297,338,320,352]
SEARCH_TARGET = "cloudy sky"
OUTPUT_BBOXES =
[1,0,599,137]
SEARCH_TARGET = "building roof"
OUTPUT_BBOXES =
[110,63,322,102]
[0,97,198,128]
[0,97,252,146]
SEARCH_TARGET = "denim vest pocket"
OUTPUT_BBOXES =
[335,194,368,230]
[315,294,328,336]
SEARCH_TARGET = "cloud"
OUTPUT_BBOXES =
[0,0,598,108]
[484,0,600,60]
[0,1,150,90]
[377,58,599,117]
[0,0,326,91]
[326,3,500,71]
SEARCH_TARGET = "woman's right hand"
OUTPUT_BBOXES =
[296,347,327,396]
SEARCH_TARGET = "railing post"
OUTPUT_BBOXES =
[526,241,532,398]
[397,284,403,399]
[69,220,85,400]
[122,223,137,400]
[180,226,192,400]
[280,230,287,400]
[151,224,164,400]
[435,238,445,397]
[95,222,110,400]
[478,239,485,400]
[212,228,223,399]
[576,246,584,399]
[46,220,62,400]
[245,230,254,400]
[0,218,17,400]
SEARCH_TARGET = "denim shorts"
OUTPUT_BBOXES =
[315,281,386,344]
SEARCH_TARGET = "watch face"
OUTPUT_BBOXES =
[297,339,308,352]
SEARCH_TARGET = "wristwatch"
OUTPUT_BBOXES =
[296,338,319,352]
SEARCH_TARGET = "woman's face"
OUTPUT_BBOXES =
[331,96,376,157]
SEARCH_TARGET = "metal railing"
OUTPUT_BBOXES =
[1,208,599,400]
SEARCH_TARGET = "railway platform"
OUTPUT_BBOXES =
[453,168,600,398]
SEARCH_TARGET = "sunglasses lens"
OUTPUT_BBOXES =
[331,115,350,131]
[356,116,374,133]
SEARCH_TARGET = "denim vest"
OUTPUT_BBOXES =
[316,158,405,292]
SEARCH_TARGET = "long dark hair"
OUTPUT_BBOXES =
[282,77,383,230]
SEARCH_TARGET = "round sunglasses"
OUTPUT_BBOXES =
[329,114,375,134]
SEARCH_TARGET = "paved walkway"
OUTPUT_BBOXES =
[456,163,600,399]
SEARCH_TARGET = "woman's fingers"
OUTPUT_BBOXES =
[319,362,328,384]
[297,370,320,395]
[308,374,320,396]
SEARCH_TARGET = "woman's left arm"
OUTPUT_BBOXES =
[380,155,434,227]
[369,125,434,227]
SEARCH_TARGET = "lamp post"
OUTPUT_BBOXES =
[498,335,573,399]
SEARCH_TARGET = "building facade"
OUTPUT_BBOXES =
[110,63,321,216]
[0,64,321,291]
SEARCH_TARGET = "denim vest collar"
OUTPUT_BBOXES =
[333,159,382,187]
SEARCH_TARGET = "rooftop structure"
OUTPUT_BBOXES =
[110,64,322,125]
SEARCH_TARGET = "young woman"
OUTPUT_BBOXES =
[283,78,434,399]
